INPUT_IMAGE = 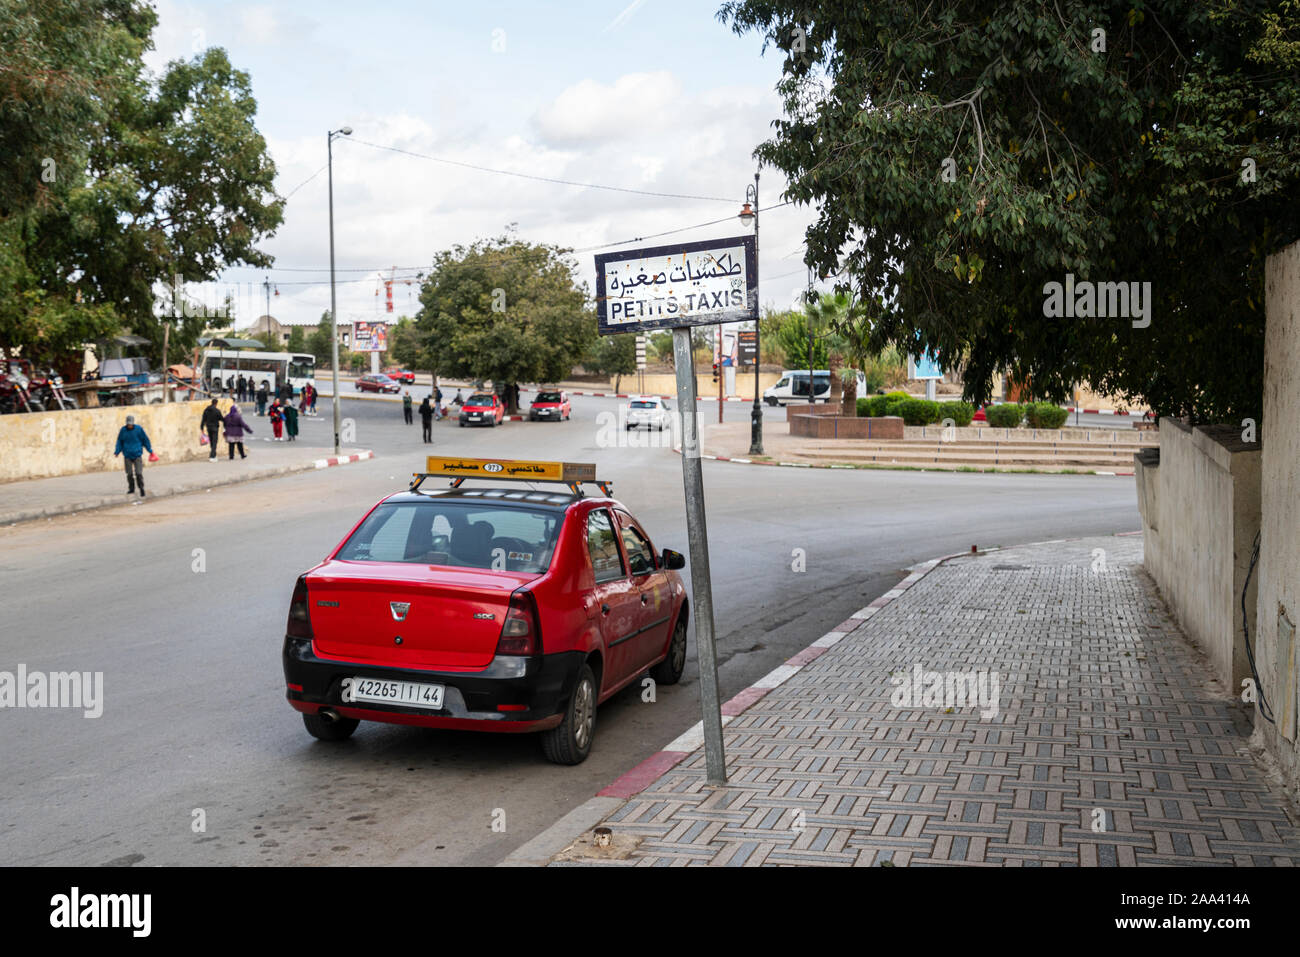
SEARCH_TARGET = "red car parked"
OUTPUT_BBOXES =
[528,390,571,422]
[458,392,504,427]
[356,373,401,394]
[282,458,689,764]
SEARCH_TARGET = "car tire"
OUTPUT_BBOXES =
[540,664,597,765]
[650,616,688,686]
[302,711,359,742]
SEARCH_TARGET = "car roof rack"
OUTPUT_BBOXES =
[409,456,612,498]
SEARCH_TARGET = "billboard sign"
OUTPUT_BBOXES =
[354,321,389,353]
[908,350,943,380]
[596,235,757,335]
[738,329,757,367]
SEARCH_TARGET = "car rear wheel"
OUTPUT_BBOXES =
[541,664,597,765]
[650,617,688,686]
[302,710,359,741]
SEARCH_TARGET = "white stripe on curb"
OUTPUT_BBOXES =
[313,451,374,469]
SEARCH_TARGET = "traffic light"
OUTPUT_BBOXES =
[712,361,719,382]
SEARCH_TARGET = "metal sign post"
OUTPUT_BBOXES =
[672,326,727,784]
[593,235,757,788]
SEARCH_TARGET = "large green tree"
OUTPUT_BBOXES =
[0,2,283,371]
[414,233,594,412]
[584,334,637,391]
[721,0,1300,420]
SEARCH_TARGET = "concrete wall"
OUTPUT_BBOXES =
[0,399,232,483]
[1256,241,1300,793]
[1134,418,1260,692]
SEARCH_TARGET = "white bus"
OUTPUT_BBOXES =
[201,351,315,397]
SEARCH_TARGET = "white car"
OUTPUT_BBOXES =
[624,396,673,430]
[763,369,868,406]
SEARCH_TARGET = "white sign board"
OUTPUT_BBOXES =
[596,235,757,335]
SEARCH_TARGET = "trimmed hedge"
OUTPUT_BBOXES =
[857,394,894,417]
[985,403,1024,428]
[1024,401,1069,429]
[895,398,942,425]
[938,401,973,427]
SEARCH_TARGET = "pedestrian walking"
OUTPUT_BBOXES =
[433,385,443,420]
[225,375,234,397]
[270,400,284,440]
[284,401,299,442]
[223,403,252,459]
[304,382,317,415]
[419,396,433,443]
[113,414,153,500]
[200,398,222,461]
[403,390,413,425]
[257,380,269,416]
[236,374,247,402]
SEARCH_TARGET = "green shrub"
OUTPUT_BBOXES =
[1024,401,1068,429]
[939,401,974,427]
[985,403,1023,428]
[896,398,942,425]
[859,394,892,417]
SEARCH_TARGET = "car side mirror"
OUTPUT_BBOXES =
[661,548,685,570]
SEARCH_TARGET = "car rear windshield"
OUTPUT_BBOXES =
[535,392,562,402]
[467,394,494,404]
[336,501,562,573]
[630,400,658,408]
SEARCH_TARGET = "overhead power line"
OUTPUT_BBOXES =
[229,201,797,284]
[345,137,741,204]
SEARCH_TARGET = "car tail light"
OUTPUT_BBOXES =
[496,589,540,656]
[286,576,313,639]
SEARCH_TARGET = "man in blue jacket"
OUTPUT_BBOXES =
[113,415,153,500]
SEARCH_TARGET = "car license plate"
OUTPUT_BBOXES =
[343,677,444,710]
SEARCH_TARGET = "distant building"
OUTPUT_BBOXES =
[238,315,354,348]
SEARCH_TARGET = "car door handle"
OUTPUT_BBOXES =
[601,604,610,616]
[640,594,649,605]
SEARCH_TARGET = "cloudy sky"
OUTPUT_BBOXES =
[143,0,824,331]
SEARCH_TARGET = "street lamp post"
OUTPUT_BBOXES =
[739,172,762,455]
[328,126,352,455]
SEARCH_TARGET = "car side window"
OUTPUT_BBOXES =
[586,509,625,584]
[620,525,655,576]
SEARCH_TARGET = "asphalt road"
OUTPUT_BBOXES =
[0,390,1141,866]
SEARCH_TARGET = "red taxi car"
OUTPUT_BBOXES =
[282,457,689,764]
[458,392,504,427]
[383,367,416,384]
[528,389,571,422]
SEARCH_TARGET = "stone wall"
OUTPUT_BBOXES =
[0,399,232,483]
[1255,241,1300,794]
[1134,419,1261,693]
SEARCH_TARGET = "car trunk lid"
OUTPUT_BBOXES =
[306,561,535,670]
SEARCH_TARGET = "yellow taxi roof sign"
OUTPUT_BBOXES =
[410,456,609,497]
[422,456,595,482]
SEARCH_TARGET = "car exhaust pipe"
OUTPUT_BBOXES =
[319,707,341,723]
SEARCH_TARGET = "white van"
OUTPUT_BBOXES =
[763,369,868,406]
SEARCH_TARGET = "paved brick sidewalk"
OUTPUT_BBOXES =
[557,536,1300,866]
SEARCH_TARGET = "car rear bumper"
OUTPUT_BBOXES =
[283,636,581,732]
